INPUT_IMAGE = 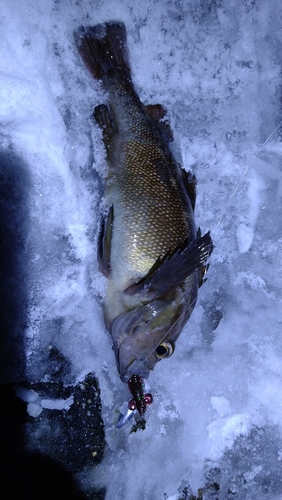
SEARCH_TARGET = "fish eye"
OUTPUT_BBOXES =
[155,341,174,359]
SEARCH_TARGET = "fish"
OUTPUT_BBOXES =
[74,22,213,415]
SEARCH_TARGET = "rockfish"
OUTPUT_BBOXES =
[75,22,213,415]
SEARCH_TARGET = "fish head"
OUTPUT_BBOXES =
[110,290,195,382]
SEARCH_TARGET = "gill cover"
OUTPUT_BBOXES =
[110,293,183,382]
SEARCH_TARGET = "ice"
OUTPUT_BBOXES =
[41,395,74,410]
[210,396,231,416]
[1,0,282,499]
[16,385,74,413]
[27,402,43,418]
[15,387,39,403]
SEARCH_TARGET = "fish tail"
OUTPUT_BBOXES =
[74,22,131,81]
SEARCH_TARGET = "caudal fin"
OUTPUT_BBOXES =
[74,22,131,81]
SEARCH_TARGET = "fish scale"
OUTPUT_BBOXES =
[75,22,213,409]
[120,148,189,260]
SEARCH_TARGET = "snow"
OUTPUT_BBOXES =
[41,396,74,411]
[15,386,74,416]
[1,0,282,498]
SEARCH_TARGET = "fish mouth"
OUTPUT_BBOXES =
[119,356,151,383]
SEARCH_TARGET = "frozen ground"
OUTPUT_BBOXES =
[1,0,282,499]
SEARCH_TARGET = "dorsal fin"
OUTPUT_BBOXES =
[145,104,173,143]
[181,169,196,211]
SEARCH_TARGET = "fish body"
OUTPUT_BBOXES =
[75,22,212,384]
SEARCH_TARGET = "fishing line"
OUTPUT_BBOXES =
[214,119,282,231]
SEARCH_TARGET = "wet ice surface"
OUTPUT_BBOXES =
[1,0,282,498]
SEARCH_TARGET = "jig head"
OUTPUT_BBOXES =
[127,374,153,415]
[116,374,153,429]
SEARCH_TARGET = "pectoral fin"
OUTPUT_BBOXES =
[124,231,213,296]
[98,204,114,276]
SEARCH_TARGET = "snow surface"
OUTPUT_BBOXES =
[1,0,282,498]
[15,386,74,417]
